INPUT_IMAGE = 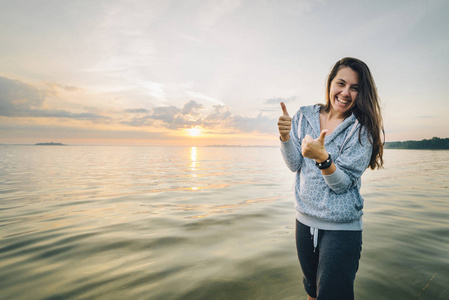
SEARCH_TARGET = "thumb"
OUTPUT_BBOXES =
[280,102,289,117]
[317,129,328,142]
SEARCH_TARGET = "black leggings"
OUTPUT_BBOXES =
[295,220,362,300]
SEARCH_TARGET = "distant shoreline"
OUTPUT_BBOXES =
[385,137,448,150]
[35,142,67,146]
[0,137,448,149]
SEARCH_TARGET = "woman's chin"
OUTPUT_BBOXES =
[331,100,352,114]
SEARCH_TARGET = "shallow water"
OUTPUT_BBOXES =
[0,146,448,299]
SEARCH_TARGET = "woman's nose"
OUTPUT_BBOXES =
[341,87,350,96]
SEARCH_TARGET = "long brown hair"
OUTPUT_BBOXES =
[324,57,384,169]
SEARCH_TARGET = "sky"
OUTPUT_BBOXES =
[1,0,448,146]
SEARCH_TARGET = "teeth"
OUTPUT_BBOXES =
[337,97,349,104]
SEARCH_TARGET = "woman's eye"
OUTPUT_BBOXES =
[337,82,345,86]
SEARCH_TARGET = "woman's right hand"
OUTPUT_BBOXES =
[278,102,292,142]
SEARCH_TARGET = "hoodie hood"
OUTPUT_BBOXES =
[299,104,357,145]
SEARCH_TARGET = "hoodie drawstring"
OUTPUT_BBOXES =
[310,227,319,252]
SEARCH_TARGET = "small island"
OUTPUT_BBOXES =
[35,142,67,146]
[385,137,448,150]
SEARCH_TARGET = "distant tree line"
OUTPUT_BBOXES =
[385,137,449,150]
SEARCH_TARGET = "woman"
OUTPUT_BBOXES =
[278,57,384,300]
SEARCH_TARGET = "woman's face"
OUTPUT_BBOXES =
[329,67,360,115]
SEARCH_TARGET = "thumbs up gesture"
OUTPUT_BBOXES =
[278,102,292,141]
[301,130,329,162]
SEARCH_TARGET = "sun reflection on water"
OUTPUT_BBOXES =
[190,146,197,170]
[190,147,198,190]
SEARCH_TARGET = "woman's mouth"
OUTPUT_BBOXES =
[336,97,350,105]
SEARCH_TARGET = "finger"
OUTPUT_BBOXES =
[301,140,309,157]
[278,115,292,122]
[304,135,313,142]
[317,130,328,142]
[280,102,289,117]
[277,120,291,126]
[279,124,291,129]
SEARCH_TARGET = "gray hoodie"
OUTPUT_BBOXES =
[281,104,372,231]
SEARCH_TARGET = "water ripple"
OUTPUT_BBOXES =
[1,146,448,299]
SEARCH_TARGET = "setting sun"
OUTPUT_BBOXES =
[187,126,202,137]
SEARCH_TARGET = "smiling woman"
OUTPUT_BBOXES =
[278,57,385,300]
[187,126,202,137]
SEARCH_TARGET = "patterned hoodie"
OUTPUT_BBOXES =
[281,104,373,231]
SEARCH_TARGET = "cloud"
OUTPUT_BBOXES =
[205,105,232,122]
[125,108,150,113]
[207,106,277,134]
[0,76,44,115]
[184,90,224,105]
[265,96,298,104]
[1,76,276,135]
[232,113,276,134]
[182,100,203,115]
[44,82,81,93]
[0,76,108,121]
[29,109,109,121]
[140,81,166,100]
[151,106,182,122]
[124,101,202,129]
[123,100,276,134]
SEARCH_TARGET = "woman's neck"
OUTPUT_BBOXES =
[323,107,346,121]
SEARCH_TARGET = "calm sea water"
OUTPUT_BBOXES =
[0,146,448,299]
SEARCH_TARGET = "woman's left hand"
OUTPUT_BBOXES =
[302,130,329,162]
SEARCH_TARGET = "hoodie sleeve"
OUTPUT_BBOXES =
[280,110,304,172]
[323,125,373,194]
